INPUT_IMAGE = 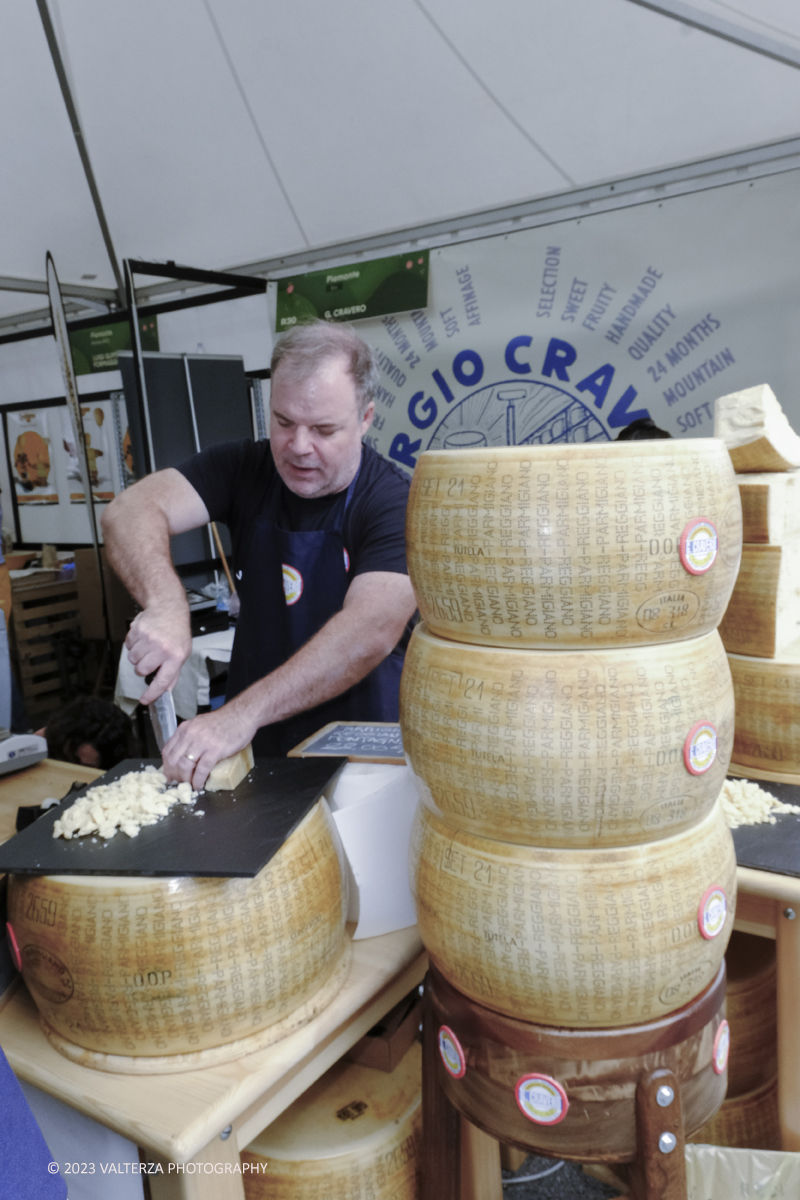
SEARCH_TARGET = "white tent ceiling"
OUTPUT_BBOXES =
[3,0,800,328]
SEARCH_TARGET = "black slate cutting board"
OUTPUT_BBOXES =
[731,778,800,879]
[0,757,346,878]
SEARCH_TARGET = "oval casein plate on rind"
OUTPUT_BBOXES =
[515,1074,569,1125]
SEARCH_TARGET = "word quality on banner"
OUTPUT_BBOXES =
[352,169,800,470]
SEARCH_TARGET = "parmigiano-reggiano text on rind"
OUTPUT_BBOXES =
[9,800,349,1061]
[400,624,734,847]
[405,441,742,649]
[410,799,736,1028]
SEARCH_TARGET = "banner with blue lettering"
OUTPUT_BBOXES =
[296,167,800,473]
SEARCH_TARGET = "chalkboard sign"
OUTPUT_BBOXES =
[288,722,405,764]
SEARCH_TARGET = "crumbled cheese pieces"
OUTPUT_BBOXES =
[52,766,198,840]
[720,778,800,828]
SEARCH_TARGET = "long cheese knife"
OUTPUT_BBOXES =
[149,690,177,752]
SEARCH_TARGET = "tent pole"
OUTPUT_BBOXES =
[124,262,156,478]
[623,1,800,72]
[36,0,126,306]
[46,254,113,662]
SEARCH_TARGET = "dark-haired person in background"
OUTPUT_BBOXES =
[615,417,672,441]
[40,696,139,770]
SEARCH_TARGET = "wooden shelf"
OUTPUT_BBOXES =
[10,580,82,718]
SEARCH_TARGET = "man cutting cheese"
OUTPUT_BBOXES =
[102,322,416,789]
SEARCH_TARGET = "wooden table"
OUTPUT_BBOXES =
[0,760,427,1200]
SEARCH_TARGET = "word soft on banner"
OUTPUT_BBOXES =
[69,318,159,375]
[276,252,429,331]
[339,168,800,472]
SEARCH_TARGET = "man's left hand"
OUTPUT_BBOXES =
[161,702,256,790]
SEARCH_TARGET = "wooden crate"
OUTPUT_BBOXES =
[10,580,83,721]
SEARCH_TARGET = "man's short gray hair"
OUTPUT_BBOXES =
[270,320,381,417]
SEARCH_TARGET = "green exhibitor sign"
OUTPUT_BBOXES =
[275,251,429,331]
[69,317,159,375]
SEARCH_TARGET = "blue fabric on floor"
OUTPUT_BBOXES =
[0,1046,66,1199]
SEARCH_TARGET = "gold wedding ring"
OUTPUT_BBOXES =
[184,753,197,762]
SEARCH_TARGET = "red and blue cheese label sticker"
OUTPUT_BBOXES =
[282,564,303,606]
[6,922,21,972]
[343,548,350,572]
[679,518,718,575]
[684,721,717,776]
[713,1020,730,1075]
[514,1074,569,1125]
[438,1025,466,1079]
[698,885,727,940]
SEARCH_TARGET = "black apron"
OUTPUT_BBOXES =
[225,458,405,756]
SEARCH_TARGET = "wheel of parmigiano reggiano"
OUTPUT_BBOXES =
[410,800,736,1028]
[728,639,800,776]
[718,540,800,658]
[241,1043,421,1200]
[687,1076,780,1150]
[7,800,349,1065]
[405,441,742,649]
[400,624,734,847]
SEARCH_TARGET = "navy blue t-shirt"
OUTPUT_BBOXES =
[177,438,411,582]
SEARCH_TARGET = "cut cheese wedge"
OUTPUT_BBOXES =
[738,471,800,543]
[205,743,254,791]
[718,539,800,658]
[715,384,800,472]
[728,638,800,776]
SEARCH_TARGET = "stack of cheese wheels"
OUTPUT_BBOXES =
[241,1042,421,1200]
[7,800,350,1072]
[404,440,740,1035]
[715,386,800,780]
[689,931,779,1150]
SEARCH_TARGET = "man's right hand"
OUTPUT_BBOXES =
[126,602,192,705]
[102,468,211,706]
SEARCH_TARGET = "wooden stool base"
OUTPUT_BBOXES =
[421,966,730,1200]
[39,941,352,1074]
[427,962,726,1162]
